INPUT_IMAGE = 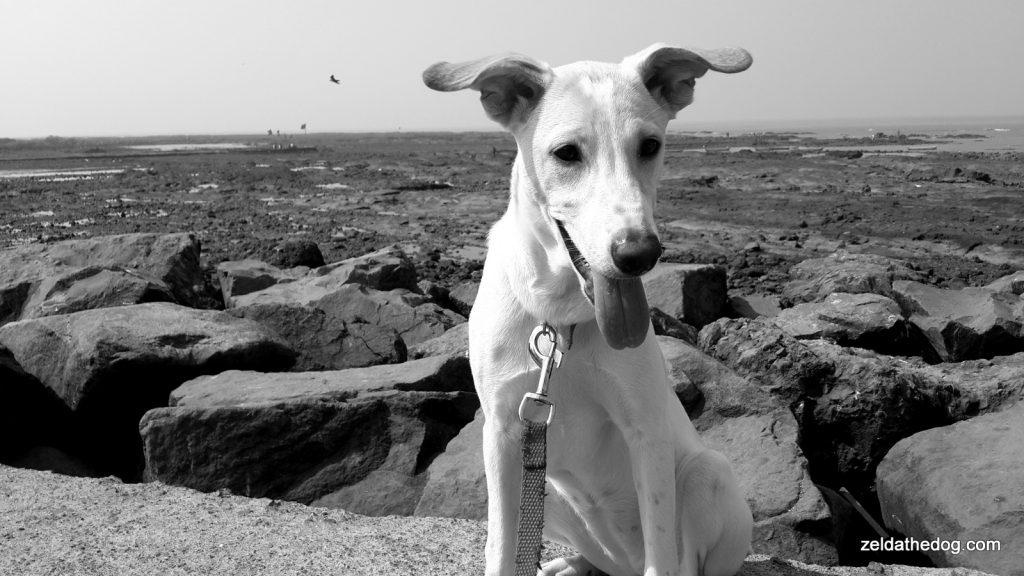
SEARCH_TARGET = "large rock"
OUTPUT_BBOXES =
[228,299,406,370]
[699,318,1024,502]
[414,410,487,520]
[408,322,470,360]
[230,284,464,370]
[698,317,833,402]
[140,354,477,515]
[215,259,303,306]
[0,302,296,479]
[877,404,1024,575]
[0,345,73,466]
[782,252,923,305]
[230,247,419,308]
[730,294,782,319]
[918,352,1024,414]
[892,280,1024,362]
[266,237,325,269]
[986,270,1024,296]
[643,263,728,328]
[0,233,205,325]
[2,465,1002,576]
[447,281,479,317]
[657,335,765,421]
[702,413,835,566]
[815,346,1024,500]
[772,292,935,361]
[659,335,835,564]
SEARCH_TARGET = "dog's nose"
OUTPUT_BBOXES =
[610,230,662,276]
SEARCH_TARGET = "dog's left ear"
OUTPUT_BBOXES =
[423,54,553,129]
[625,44,752,115]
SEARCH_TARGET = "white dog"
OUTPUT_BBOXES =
[423,44,753,576]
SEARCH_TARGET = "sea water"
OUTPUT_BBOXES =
[679,115,1024,153]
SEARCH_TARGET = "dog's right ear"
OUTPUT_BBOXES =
[423,54,553,129]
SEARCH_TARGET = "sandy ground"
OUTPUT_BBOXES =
[0,465,997,576]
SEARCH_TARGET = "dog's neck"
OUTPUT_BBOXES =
[490,156,596,330]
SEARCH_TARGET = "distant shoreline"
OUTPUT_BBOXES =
[4,115,1022,142]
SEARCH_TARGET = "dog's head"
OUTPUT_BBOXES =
[424,44,751,349]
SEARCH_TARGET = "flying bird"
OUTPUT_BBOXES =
[329,74,340,85]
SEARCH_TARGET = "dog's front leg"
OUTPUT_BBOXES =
[482,416,525,576]
[628,417,680,576]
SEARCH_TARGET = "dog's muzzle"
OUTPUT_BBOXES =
[553,220,653,350]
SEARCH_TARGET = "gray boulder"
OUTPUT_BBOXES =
[408,322,470,360]
[231,247,418,309]
[650,308,698,344]
[659,335,834,564]
[215,259,302,306]
[1,344,73,466]
[267,237,325,269]
[414,410,487,520]
[140,354,477,515]
[447,281,479,317]
[918,352,1024,414]
[643,263,728,328]
[0,233,204,325]
[698,317,833,402]
[0,302,295,479]
[657,335,762,421]
[771,293,934,361]
[986,270,1024,296]
[877,403,1024,575]
[730,294,782,319]
[230,284,464,370]
[228,299,404,370]
[702,413,835,566]
[699,317,1024,505]
[891,280,1024,361]
[782,252,923,304]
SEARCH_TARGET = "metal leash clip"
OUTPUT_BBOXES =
[519,323,562,425]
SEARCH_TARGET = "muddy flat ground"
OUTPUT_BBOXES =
[2,131,1023,298]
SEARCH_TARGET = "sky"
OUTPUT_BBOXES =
[2,0,1022,138]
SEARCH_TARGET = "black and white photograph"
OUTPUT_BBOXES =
[1,1,1022,575]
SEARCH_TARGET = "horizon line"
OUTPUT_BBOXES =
[4,113,1023,141]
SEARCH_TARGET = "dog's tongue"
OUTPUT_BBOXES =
[593,273,650,350]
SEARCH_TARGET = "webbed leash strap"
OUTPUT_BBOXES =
[513,323,562,576]
[514,420,548,576]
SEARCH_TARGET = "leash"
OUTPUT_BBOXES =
[513,323,566,576]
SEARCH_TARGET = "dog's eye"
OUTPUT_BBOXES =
[553,145,582,163]
[639,138,661,159]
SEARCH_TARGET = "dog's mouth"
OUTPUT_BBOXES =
[556,220,595,303]
[555,219,650,350]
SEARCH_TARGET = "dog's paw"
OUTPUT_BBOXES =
[538,554,606,576]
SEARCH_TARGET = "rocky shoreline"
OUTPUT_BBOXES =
[2,133,1023,575]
